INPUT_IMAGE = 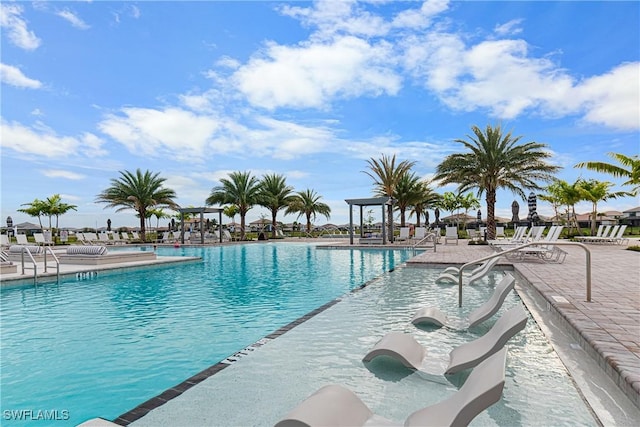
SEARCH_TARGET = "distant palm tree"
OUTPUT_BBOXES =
[576,179,628,235]
[575,152,639,195]
[554,179,583,234]
[285,189,331,234]
[18,198,46,229]
[258,173,295,238]
[363,154,415,239]
[410,182,440,227]
[147,208,170,241]
[206,171,261,240]
[459,192,481,229]
[42,194,77,231]
[96,169,178,242]
[435,124,560,239]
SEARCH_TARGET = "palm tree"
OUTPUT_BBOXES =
[285,189,331,234]
[459,192,481,229]
[147,208,170,241]
[576,179,628,235]
[96,169,179,242]
[42,194,77,232]
[438,192,464,227]
[393,172,423,227]
[206,171,261,240]
[363,154,415,239]
[258,173,295,238]
[554,179,583,235]
[409,182,440,227]
[18,198,46,229]
[435,124,560,239]
[575,152,639,195]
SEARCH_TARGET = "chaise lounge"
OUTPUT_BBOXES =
[275,348,508,427]
[412,273,516,329]
[435,256,501,285]
[362,305,527,375]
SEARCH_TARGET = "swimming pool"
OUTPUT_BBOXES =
[0,243,413,426]
[131,265,598,426]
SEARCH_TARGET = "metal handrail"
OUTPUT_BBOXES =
[457,241,592,307]
[20,248,38,285]
[43,246,60,284]
[412,232,437,252]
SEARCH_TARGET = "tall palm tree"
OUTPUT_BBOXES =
[393,172,423,227]
[363,154,415,239]
[258,173,295,238]
[96,169,178,242]
[435,124,560,240]
[206,171,261,241]
[575,152,639,195]
[576,179,628,235]
[285,189,331,234]
[18,198,46,229]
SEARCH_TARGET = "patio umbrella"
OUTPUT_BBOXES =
[434,208,440,225]
[511,201,520,223]
[527,192,539,224]
[424,211,429,226]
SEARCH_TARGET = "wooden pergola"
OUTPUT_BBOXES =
[345,197,395,245]
[177,207,224,244]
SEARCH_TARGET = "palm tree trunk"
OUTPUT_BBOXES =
[240,214,246,240]
[486,189,496,240]
[139,213,146,242]
[272,211,277,238]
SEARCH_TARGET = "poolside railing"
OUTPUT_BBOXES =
[457,241,592,307]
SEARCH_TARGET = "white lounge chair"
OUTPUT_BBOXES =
[495,226,506,239]
[413,227,426,242]
[444,226,458,245]
[397,226,410,242]
[362,306,527,375]
[413,273,516,329]
[435,256,501,286]
[33,232,54,246]
[509,226,566,262]
[1,234,11,248]
[275,348,508,427]
[15,234,29,245]
[611,225,628,245]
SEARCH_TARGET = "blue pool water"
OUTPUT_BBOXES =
[0,243,413,426]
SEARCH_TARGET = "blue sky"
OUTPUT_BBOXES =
[1,0,639,229]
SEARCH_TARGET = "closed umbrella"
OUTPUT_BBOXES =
[527,192,539,224]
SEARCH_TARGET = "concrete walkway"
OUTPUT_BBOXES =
[408,238,640,410]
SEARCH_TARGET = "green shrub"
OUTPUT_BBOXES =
[626,245,640,252]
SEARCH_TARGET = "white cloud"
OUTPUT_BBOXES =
[494,19,524,36]
[0,63,42,88]
[233,36,401,109]
[403,30,637,130]
[392,0,449,29]
[575,62,640,131]
[0,4,41,50]
[0,120,107,158]
[56,9,90,30]
[98,107,221,159]
[280,0,389,39]
[41,169,86,180]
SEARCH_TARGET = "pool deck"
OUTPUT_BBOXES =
[2,238,639,423]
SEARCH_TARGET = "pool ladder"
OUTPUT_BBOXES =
[18,246,60,286]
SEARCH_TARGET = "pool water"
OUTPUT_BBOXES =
[0,243,413,426]
[131,265,597,426]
